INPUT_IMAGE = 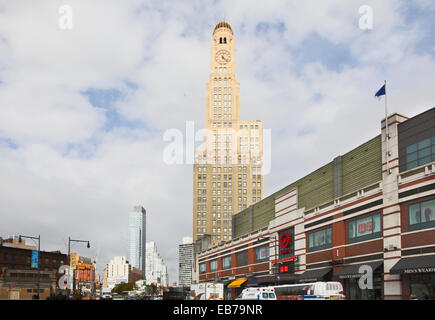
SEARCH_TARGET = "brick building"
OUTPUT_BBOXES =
[196,107,435,300]
[0,238,68,299]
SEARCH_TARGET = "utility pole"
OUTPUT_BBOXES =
[67,237,90,299]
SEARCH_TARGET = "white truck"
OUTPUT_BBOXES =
[101,287,112,300]
[190,282,224,300]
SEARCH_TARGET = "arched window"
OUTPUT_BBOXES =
[223,37,227,44]
[219,37,222,44]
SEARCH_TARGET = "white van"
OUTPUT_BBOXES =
[235,287,277,300]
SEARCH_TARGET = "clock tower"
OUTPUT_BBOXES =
[206,22,240,127]
[193,22,264,246]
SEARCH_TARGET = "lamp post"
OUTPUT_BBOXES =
[18,235,41,299]
[67,237,90,299]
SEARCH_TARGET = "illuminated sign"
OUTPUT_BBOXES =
[280,232,292,254]
[272,256,298,265]
[280,265,289,273]
[279,229,294,257]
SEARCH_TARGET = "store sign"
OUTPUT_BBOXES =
[272,256,298,265]
[338,274,362,279]
[279,228,294,259]
[280,265,289,273]
[358,221,373,233]
[403,267,435,274]
[280,232,292,255]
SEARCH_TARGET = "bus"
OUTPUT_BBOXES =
[273,282,345,300]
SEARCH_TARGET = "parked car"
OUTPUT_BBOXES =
[101,293,112,300]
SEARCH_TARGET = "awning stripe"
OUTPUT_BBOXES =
[228,278,247,288]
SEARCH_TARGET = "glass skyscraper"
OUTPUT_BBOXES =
[127,206,146,279]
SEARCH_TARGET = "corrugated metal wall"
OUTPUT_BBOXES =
[232,135,382,239]
[342,135,382,195]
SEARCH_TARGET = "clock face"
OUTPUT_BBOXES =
[215,50,231,65]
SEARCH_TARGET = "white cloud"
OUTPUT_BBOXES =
[0,0,434,284]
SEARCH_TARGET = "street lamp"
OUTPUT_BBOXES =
[18,234,41,299]
[67,237,90,299]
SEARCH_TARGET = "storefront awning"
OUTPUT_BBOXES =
[245,278,259,287]
[228,278,247,288]
[390,255,435,275]
[333,261,383,279]
[297,267,332,283]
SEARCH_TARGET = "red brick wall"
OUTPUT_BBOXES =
[346,239,383,257]
[332,214,345,247]
[402,229,435,248]
[234,266,249,276]
[248,247,255,265]
[306,249,334,264]
[253,262,269,272]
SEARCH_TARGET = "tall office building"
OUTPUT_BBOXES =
[178,237,194,287]
[193,22,264,245]
[127,206,146,279]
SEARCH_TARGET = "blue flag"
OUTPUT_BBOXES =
[375,84,386,99]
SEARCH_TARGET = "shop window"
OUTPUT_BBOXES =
[409,273,435,300]
[308,228,332,252]
[210,260,218,272]
[236,251,248,267]
[347,273,382,300]
[409,199,435,231]
[199,263,206,274]
[222,256,232,270]
[348,213,381,243]
[406,136,435,170]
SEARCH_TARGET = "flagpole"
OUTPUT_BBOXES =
[384,80,389,174]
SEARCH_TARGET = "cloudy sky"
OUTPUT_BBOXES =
[0,0,434,284]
